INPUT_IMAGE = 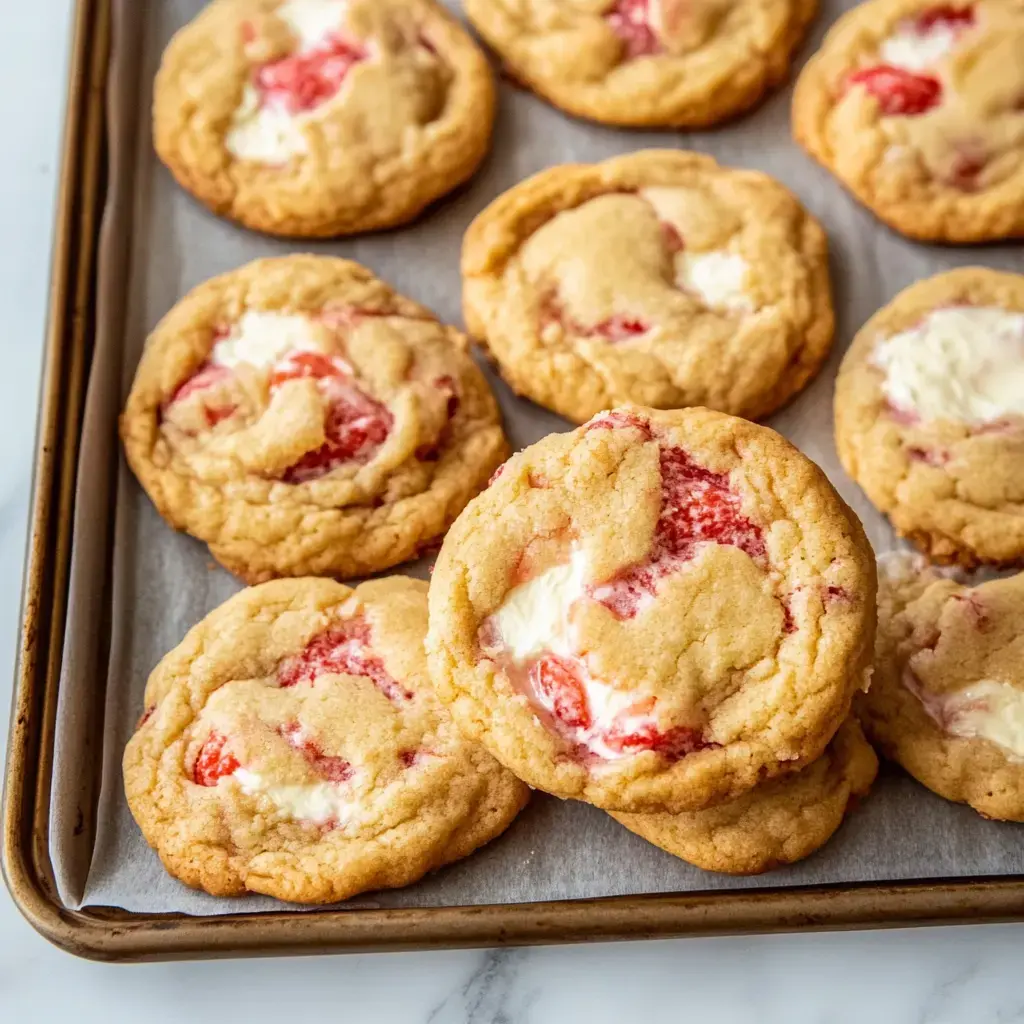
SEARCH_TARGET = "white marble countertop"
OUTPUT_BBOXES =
[3,4,1024,1020]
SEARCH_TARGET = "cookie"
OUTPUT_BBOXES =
[858,555,1024,821]
[835,268,1024,568]
[793,0,1024,243]
[123,577,529,902]
[120,256,508,583]
[427,406,876,814]
[153,0,495,237]
[465,0,817,128]
[611,718,878,874]
[462,150,834,426]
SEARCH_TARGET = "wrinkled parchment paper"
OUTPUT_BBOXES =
[50,0,1024,915]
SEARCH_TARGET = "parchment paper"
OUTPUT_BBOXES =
[50,0,1024,915]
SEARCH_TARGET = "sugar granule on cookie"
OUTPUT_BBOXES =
[465,0,818,128]
[427,406,876,815]
[154,0,496,237]
[793,0,1024,243]
[835,267,1024,568]
[462,150,834,425]
[859,557,1024,821]
[120,256,508,583]
[123,577,529,903]
[612,718,878,874]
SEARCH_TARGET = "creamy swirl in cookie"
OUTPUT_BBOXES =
[121,256,508,582]
[123,577,528,903]
[872,306,1024,425]
[428,406,875,814]
[835,268,1024,567]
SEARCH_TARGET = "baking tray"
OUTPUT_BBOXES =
[6,0,1024,962]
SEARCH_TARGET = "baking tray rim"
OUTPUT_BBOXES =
[6,0,1024,963]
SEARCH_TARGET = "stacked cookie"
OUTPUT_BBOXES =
[427,407,878,873]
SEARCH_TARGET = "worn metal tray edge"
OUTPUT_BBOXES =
[6,0,1024,963]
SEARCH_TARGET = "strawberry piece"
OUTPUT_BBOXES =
[255,34,367,115]
[270,351,393,482]
[531,654,592,730]
[268,349,347,388]
[947,146,987,191]
[169,362,232,404]
[592,443,766,619]
[586,409,654,437]
[193,731,240,787]
[590,315,651,342]
[661,221,684,255]
[277,620,412,702]
[602,717,709,759]
[606,0,661,59]
[847,65,942,116]
[279,723,353,783]
[914,4,975,31]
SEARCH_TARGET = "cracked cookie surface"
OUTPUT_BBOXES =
[793,0,1024,243]
[858,555,1024,820]
[120,255,508,583]
[462,151,834,426]
[465,0,817,127]
[153,0,495,237]
[427,406,876,814]
[611,717,877,873]
[834,267,1024,568]
[123,576,529,903]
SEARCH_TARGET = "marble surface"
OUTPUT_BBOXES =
[3,3,1024,1020]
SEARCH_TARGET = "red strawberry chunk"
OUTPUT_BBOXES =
[255,34,367,115]
[606,0,662,59]
[592,442,765,619]
[193,731,240,787]
[531,654,592,730]
[279,723,353,783]
[661,221,684,254]
[847,65,942,116]
[277,620,412,702]
[914,4,975,31]
[166,363,238,429]
[169,362,232,404]
[602,717,709,759]
[270,351,393,482]
[591,315,651,342]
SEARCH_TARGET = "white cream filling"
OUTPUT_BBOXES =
[225,0,350,164]
[677,250,752,313]
[210,311,325,370]
[233,767,353,825]
[491,551,587,663]
[879,22,961,71]
[938,681,1024,762]
[491,551,660,757]
[874,306,1024,424]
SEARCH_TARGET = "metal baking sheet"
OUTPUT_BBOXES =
[48,0,1024,918]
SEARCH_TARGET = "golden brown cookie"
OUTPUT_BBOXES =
[611,718,878,874]
[859,555,1024,821]
[793,0,1024,243]
[465,0,817,127]
[834,268,1024,568]
[427,406,876,814]
[462,150,834,425]
[120,256,508,583]
[123,576,529,903]
[153,0,495,237]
